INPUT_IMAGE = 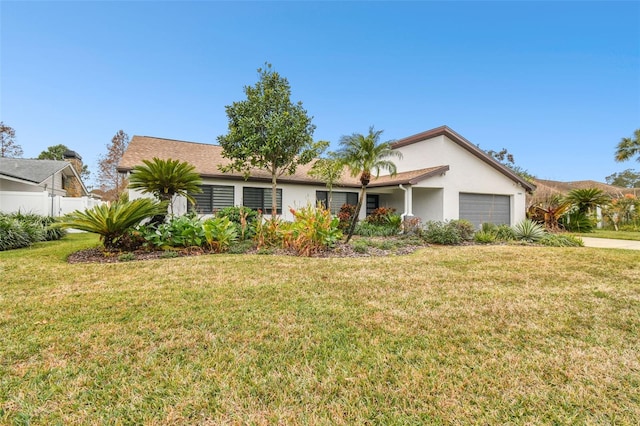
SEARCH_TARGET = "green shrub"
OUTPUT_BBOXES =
[538,234,584,247]
[422,221,462,245]
[143,214,205,249]
[512,219,546,242]
[215,206,258,240]
[474,230,497,244]
[494,224,516,241]
[355,221,399,237]
[562,211,595,233]
[450,219,475,241]
[203,216,238,253]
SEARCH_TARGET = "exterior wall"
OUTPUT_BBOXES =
[0,179,42,192]
[394,136,527,225]
[413,188,444,222]
[0,190,103,216]
[0,172,66,196]
[133,179,363,222]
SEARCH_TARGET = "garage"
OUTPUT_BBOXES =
[459,193,511,228]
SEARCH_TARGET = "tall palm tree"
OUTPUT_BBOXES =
[337,127,402,242]
[128,158,202,216]
[615,129,640,162]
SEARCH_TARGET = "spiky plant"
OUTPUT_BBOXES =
[60,198,166,250]
[128,158,202,216]
[512,219,546,242]
[565,188,611,215]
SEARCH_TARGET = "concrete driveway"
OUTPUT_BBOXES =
[581,237,640,251]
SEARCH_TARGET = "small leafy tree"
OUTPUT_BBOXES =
[615,129,640,163]
[128,158,202,216]
[218,63,328,216]
[308,151,344,211]
[336,127,402,242]
[0,122,22,158]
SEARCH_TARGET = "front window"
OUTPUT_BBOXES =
[190,185,234,214]
[316,191,358,214]
[243,187,282,215]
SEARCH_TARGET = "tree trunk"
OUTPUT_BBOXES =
[345,185,366,243]
[271,172,278,218]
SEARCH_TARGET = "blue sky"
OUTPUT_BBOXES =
[1,1,638,188]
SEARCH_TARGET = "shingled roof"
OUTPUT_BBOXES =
[533,179,634,197]
[0,158,73,184]
[118,135,449,188]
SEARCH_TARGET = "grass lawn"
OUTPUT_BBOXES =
[573,229,640,241]
[1,233,639,424]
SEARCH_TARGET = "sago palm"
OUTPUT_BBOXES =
[565,188,611,215]
[60,198,166,250]
[128,158,202,215]
[336,126,402,242]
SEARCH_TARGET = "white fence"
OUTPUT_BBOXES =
[0,191,104,217]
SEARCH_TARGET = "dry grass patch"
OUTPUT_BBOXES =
[1,234,639,424]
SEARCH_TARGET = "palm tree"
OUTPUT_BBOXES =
[128,158,202,216]
[336,127,402,242]
[615,129,640,162]
[565,188,611,215]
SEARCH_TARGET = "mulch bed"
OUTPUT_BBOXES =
[67,240,428,264]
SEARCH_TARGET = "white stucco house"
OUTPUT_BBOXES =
[117,125,535,228]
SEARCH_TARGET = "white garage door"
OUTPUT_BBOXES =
[459,193,510,228]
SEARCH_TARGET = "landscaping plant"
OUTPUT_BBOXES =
[283,205,342,256]
[512,218,546,242]
[203,216,238,253]
[60,198,167,251]
[215,206,258,240]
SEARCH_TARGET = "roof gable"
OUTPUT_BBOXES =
[392,126,536,193]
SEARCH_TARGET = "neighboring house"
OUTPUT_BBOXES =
[531,179,635,203]
[117,125,535,228]
[0,155,99,216]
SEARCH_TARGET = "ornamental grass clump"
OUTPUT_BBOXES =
[0,212,66,251]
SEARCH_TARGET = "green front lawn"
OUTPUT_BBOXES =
[572,229,640,241]
[1,234,639,424]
